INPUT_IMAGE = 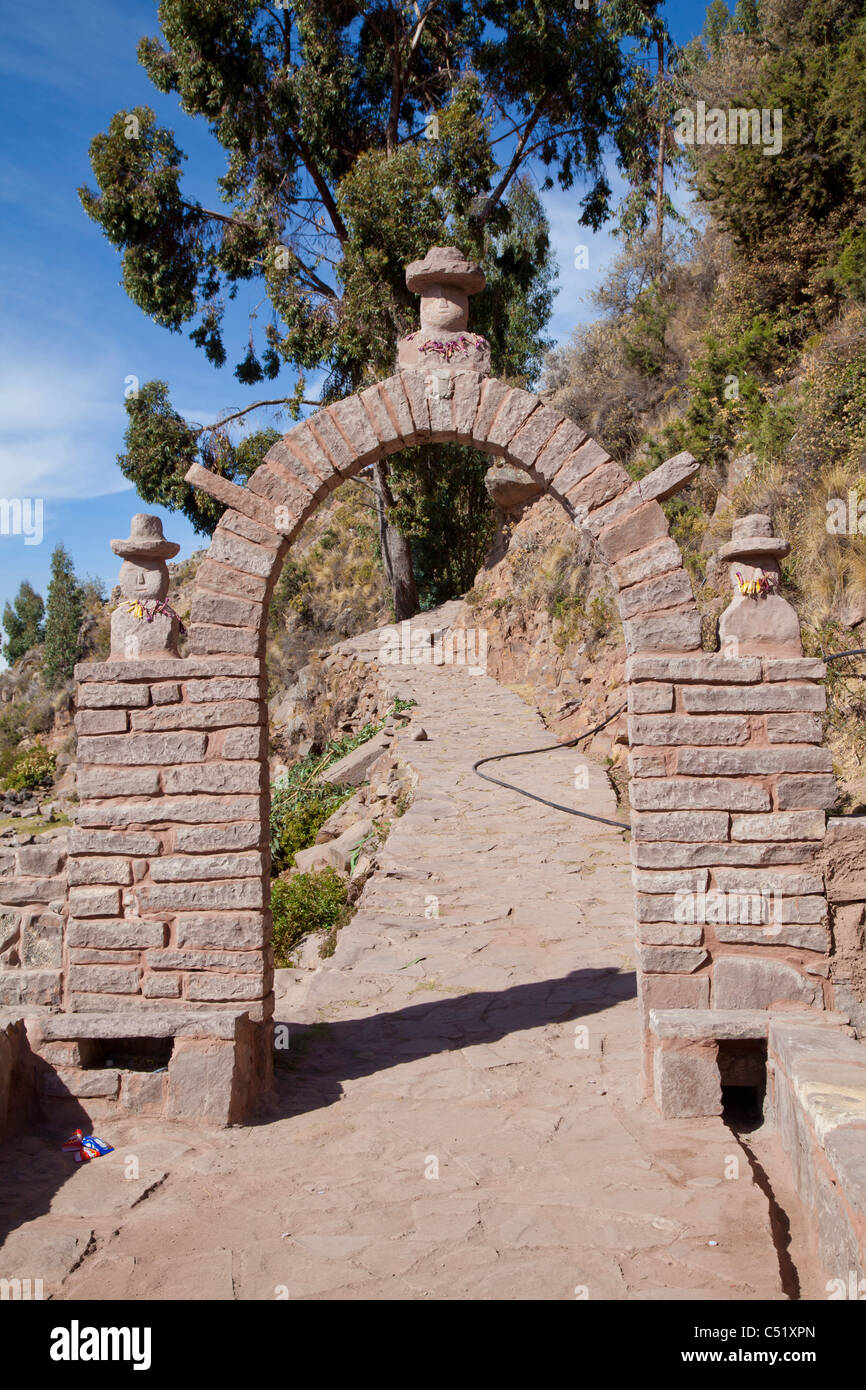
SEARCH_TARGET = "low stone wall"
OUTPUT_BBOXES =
[0,834,67,1009]
[822,817,866,1036]
[768,1019,866,1282]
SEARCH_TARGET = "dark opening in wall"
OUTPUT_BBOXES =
[83,1037,174,1073]
[719,1039,767,1128]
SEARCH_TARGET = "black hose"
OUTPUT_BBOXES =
[473,702,629,831]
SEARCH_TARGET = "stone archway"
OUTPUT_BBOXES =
[0,248,840,1128]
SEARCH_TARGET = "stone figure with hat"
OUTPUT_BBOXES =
[110,514,184,659]
[397,247,491,374]
[717,513,801,656]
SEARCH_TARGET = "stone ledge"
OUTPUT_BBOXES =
[650,1007,850,1042]
[29,1009,249,1041]
[74,658,263,682]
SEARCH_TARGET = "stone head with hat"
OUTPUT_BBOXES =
[110,514,181,658]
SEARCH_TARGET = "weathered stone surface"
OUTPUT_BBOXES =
[68,965,140,994]
[626,654,761,683]
[76,657,261,682]
[196,557,268,603]
[713,956,821,1009]
[78,732,207,765]
[485,388,539,448]
[529,419,588,484]
[143,974,182,999]
[776,775,838,811]
[378,375,421,443]
[328,396,381,464]
[188,624,261,657]
[576,478,639,535]
[295,819,375,874]
[67,918,167,949]
[164,763,263,795]
[220,508,285,549]
[624,609,702,656]
[452,372,484,444]
[504,404,563,468]
[173,823,265,853]
[21,912,63,968]
[631,779,770,812]
[69,830,163,857]
[76,795,261,827]
[637,923,704,946]
[639,451,699,503]
[150,852,264,882]
[639,973,710,1016]
[766,713,823,744]
[676,746,833,775]
[208,529,279,581]
[75,709,128,734]
[595,500,668,563]
[220,726,268,760]
[714,868,824,895]
[131,700,261,732]
[731,811,826,841]
[190,593,262,630]
[136,880,265,911]
[321,731,391,786]
[683,684,825,714]
[186,678,261,702]
[185,974,264,1002]
[0,877,67,905]
[632,810,730,842]
[564,460,631,516]
[628,684,674,714]
[763,658,826,681]
[68,886,122,917]
[628,753,667,776]
[614,538,682,590]
[716,923,829,951]
[68,857,133,886]
[630,715,749,747]
[148,948,263,973]
[42,1067,120,1099]
[36,1010,244,1041]
[0,969,60,1006]
[78,768,162,800]
[358,383,403,452]
[15,845,66,877]
[165,1040,238,1124]
[636,945,708,972]
[633,868,710,894]
[618,570,693,621]
[551,438,612,499]
[174,913,266,948]
[632,840,818,869]
[77,682,151,708]
[151,682,181,705]
[653,1042,721,1119]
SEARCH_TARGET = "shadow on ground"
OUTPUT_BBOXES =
[270,966,636,1118]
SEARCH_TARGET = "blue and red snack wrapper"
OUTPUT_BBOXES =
[61,1129,114,1162]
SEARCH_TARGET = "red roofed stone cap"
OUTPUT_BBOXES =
[406,246,485,294]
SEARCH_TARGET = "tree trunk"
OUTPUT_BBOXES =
[373,459,419,620]
[654,31,666,278]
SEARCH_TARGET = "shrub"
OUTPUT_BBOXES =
[5,744,56,793]
[271,869,350,964]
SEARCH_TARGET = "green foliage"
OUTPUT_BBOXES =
[621,283,670,376]
[42,545,83,690]
[271,868,349,965]
[2,582,45,666]
[5,744,56,793]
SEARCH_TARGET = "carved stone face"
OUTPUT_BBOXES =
[419,283,469,333]
[118,557,169,602]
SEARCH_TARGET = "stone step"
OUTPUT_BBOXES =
[650,1006,851,1042]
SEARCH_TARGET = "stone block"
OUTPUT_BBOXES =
[21,912,63,968]
[683,684,825,714]
[633,867,710,894]
[196,558,268,603]
[151,682,181,705]
[628,683,673,714]
[321,731,391,785]
[142,974,181,999]
[68,830,162,856]
[174,913,267,948]
[164,763,263,795]
[77,768,162,798]
[15,845,66,877]
[41,1067,120,1099]
[75,709,128,735]
[638,450,699,502]
[624,609,702,656]
[76,683,151,708]
[631,779,770,812]
[220,726,268,760]
[148,948,263,973]
[676,746,833,775]
[78,732,207,765]
[630,714,749,747]
[68,857,133,886]
[614,537,683,592]
[119,1069,169,1112]
[626,654,761,683]
[530,420,588,484]
[776,775,838,810]
[595,500,668,563]
[618,569,693,620]
[67,918,167,949]
[632,840,817,869]
[763,658,826,681]
[208,529,279,580]
[131,700,260,732]
[0,877,67,906]
[505,404,563,467]
[715,924,829,951]
[68,886,122,917]
[564,460,630,515]
[76,794,261,827]
[713,956,821,1009]
[150,852,264,882]
[731,811,825,842]
[628,753,667,776]
[186,678,261,702]
[67,965,140,995]
[637,923,704,946]
[714,868,824,895]
[76,657,261,683]
[639,973,710,1017]
[0,970,60,1007]
[184,974,264,1002]
[173,823,265,854]
[486,388,539,447]
[653,1042,722,1118]
[636,945,708,973]
[631,810,730,842]
[136,880,265,912]
[165,1040,238,1125]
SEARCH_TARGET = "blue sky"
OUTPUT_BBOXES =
[0,0,706,633]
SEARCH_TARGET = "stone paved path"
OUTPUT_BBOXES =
[0,658,827,1299]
